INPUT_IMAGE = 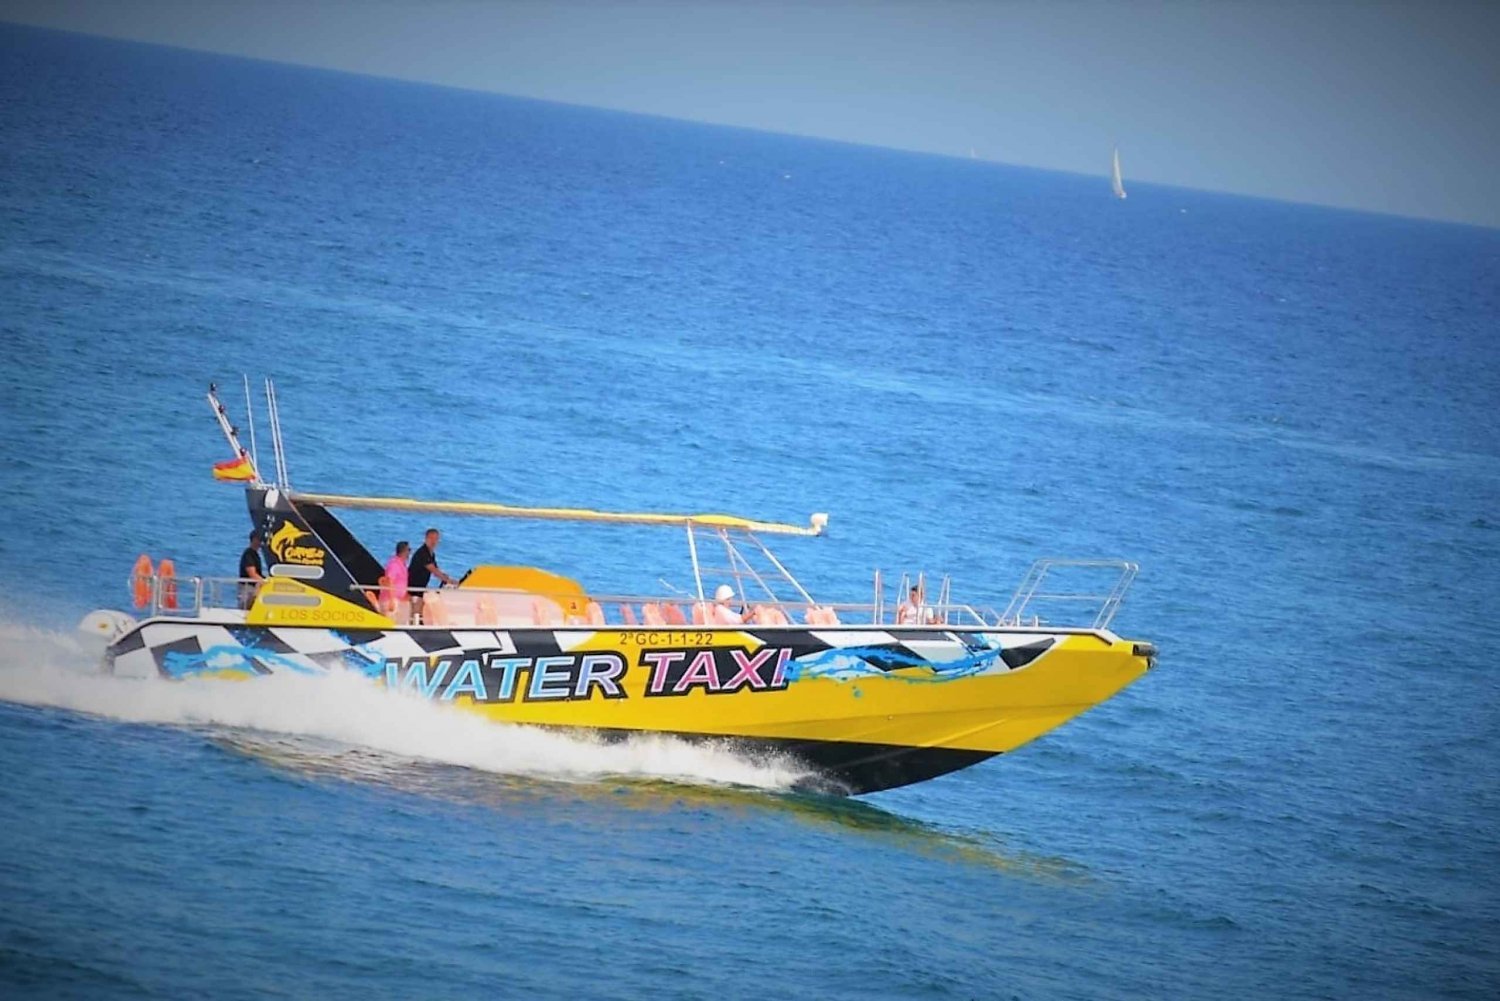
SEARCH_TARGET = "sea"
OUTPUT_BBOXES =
[1,22,1497,1000]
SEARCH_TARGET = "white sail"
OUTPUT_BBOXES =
[1111,146,1127,200]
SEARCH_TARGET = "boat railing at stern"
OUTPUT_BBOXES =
[998,559,1138,630]
[127,573,257,619]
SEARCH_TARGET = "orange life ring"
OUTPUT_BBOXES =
[158,559,178,611]
[131,554,154,610]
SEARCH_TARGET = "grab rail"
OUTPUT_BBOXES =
[128,574,264,618]
[387,585,998,628]
[998,559,1138,630]
[126,563,1136,631]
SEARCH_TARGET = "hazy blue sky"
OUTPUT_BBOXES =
[6,1,1498,226]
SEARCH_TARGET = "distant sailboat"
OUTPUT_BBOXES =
[1111,146,1127,200]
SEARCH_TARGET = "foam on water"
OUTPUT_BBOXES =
[0,620,808,792]
[4,26,1499,997]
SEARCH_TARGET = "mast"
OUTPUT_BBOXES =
[289,490,829,536]
[242,374,259,476]
[206,383,259,483]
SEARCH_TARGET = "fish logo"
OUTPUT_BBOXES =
[269,521,308,559]
[269,520,325,566]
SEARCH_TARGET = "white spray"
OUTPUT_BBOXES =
[0,619,808,792]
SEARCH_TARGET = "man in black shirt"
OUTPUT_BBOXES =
[238,530,265,609]
[407,528,455,623]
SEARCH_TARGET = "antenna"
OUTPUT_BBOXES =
[264,378,291,489]
[206,382,254,469]
[242,374,259,477]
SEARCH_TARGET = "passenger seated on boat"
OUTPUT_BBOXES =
[238,530,265,610]
[712,584,745,625]
[896,585,937,625]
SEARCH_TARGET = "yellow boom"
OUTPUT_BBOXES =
[290,491,828,537]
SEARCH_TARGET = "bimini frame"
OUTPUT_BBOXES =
[208,380,829,607]
[291,490,830,605]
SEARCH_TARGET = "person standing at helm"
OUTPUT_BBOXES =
[407,528,455,624]
[238,530,265,609]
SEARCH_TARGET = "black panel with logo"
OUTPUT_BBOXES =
[244,487,380,601]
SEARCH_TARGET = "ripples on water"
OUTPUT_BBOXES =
[2,22,1498,1000]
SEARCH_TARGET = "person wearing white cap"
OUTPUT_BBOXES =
[712,583,745,625]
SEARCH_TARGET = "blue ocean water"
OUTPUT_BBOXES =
[2,22,1499,999]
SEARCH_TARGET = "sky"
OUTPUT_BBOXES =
[4,0,1498,227]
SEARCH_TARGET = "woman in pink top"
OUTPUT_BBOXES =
[381,541,410,620]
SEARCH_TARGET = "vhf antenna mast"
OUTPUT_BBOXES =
[206,382,258,483]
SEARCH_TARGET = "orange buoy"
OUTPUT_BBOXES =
[131,554,154,609]
[158,559,178,611]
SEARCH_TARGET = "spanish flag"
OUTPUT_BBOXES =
[212,453,256,482]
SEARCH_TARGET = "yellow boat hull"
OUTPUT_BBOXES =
[471,629,1149,791]
[106,618,1153,793]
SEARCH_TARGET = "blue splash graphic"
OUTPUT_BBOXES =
[334,631,389,679]
[785,645,1005,685]
[161,644,321,680]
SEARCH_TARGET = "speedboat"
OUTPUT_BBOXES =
[81,383,1156,794]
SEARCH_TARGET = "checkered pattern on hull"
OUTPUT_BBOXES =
[108,621,1063,681]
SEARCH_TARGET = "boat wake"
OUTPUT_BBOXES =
[0,619,809,793]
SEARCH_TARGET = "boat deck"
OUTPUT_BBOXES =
[123,558,1138,633]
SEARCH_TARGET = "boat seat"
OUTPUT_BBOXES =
[641,602,666,626]
[803,606,840,626]
[621,604,639,626]
[662,603,686,626]
[475,598,499,625]
[585,601,605,626]
[531,598,563,626]
[691,602,710,625]
[423,591,451,626]
[754,605,789,626]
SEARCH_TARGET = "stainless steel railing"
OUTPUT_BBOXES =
[997,559,1139,630]
[126,561,1136,631]
[127,573,260,618]
[389,585,999,629]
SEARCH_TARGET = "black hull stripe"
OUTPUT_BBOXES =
[591,728,996,796]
